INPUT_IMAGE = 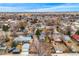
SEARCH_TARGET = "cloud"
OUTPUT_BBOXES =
[0,3,78,12]
[0,6,27,12]
[26,4,79,12]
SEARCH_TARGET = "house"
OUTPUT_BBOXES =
[71,34,79,41]
[0,45,7,55]
[62,35,72,47]
[21,43,30,56]
[63,35,71,41]
[53,29,62,42]
[14,35,32,43]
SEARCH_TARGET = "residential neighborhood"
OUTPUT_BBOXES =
[0,12,79,56]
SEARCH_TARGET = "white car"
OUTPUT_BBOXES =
[21,52,29,56]
[56,50,63,54]
[55,48,63,53]
[22,49,29,52]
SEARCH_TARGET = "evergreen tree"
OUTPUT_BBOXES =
[35,29,41,39]
[11,42,17,47]
[2,24,9,32]
[75,30,79,35]
[67,31,71,36]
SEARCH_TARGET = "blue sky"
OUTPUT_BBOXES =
[0,3,79,12]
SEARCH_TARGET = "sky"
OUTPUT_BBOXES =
[0,3,79,12]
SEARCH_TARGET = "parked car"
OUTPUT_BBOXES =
[12,48,21,54]
[8,47,16,53]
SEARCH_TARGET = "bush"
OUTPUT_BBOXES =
[45,36,49,43]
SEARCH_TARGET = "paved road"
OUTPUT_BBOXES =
[52,53,79,56]
[30,35,52,56]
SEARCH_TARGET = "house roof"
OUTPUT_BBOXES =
[63,35,71,41]
[14,35,32,42]
[72,34,79,41]
[22,43,29,49]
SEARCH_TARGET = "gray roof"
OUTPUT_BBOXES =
[14,35,32,42]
